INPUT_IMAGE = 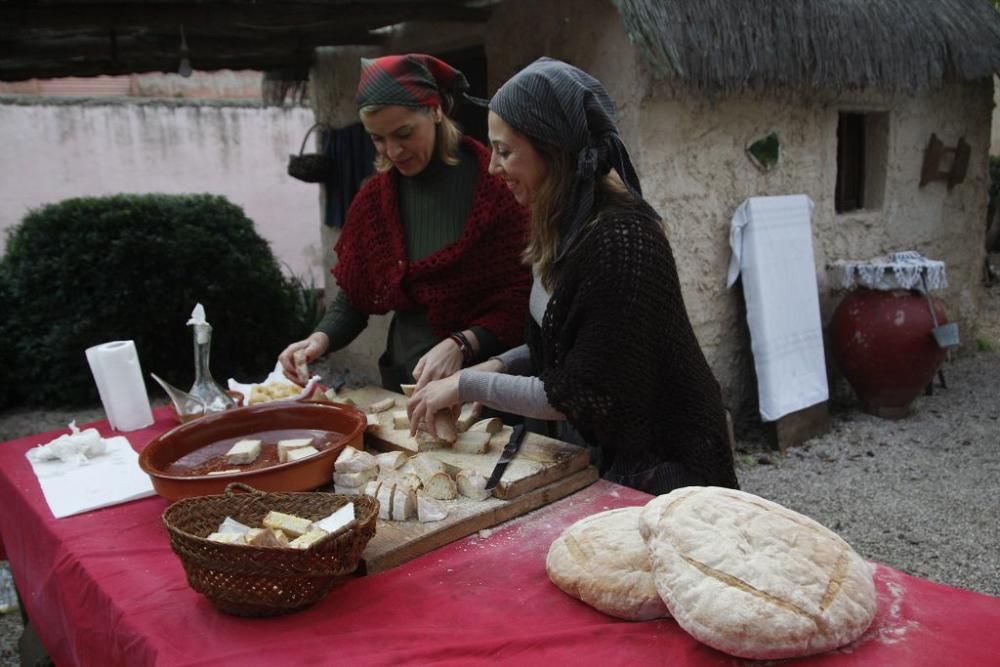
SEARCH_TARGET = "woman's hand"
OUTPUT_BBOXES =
[278,332,330,385]
[407,374,461,438]
[412,337,464,390]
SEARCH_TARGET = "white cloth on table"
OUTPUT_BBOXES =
[727,195,828,422]
[25,435,154,519]
[831,251,948,292]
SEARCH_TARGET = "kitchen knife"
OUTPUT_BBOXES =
[484,423,528,491]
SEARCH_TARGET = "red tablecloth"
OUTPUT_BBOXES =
[1,409,999,666]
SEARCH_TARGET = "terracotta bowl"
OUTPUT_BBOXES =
[140,401,366,501]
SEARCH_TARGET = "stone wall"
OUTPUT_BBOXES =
[308,0,994,415]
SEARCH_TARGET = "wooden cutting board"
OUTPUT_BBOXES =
[338,385,597,574]
[338,385,591,500]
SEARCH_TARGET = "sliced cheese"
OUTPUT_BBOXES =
[457,469,491,501]
[468,417,503,434]
[453,431,491,454]
[334,483,363,495]
[278,437,315,463]
[334,446,377,473]
[456,403,477,432]
[217,516,251,535]
[368,397,396,414]
[392,410,410,429]
[409,453,446,485]
[224,439,262,465]
[246,528,288,548]
[376,482,395,520]
[333,468,376,487]
[375,450,408,471]
[391,486,416,521]
[314,502,355,534]
[423,471,458,500]
[289,528,330,550]
[262,510,312,538]
[416,492,448,523]
[286,445,319,462]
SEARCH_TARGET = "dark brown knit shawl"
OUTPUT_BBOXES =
[528,203,739,490]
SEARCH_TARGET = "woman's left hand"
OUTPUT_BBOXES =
[412,337,463,390]
[407,374,461,438]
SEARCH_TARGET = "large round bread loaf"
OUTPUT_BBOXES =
[639,487,876,659]
[546,507,669,621]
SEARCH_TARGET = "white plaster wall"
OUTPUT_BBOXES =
[0,100,323,284]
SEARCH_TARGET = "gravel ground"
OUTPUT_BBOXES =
[1,286,998,666]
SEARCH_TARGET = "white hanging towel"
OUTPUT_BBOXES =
[727,195,828,422]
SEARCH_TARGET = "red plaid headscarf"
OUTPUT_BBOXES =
[355,54,474,110]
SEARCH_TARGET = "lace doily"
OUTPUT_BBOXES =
[832,251,948,292]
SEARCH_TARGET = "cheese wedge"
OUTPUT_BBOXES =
[416,493,448,523]
[207,532,246,544]
[376,483,395,520]
[453,431,491,454]
[399,383,416,397]
[457,469,491,501]
[224,439,262,465]
[334,446,377,473]
[468,418,503,434]
[246,528,288,548]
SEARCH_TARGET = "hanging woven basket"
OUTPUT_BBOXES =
[287,123,335,183]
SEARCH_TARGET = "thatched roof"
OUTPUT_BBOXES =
[612,0,1000,94]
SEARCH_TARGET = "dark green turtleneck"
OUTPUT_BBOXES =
[315,144,499,389]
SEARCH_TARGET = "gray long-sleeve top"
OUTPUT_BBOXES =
[458,271,565,420]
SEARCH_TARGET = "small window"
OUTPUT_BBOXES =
[835,111,888,213]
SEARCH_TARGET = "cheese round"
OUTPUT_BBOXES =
[546,507,670,621]
[639,487,877,659]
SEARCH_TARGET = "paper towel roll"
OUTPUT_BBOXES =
[85,341,154,431]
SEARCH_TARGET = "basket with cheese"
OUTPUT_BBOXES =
[162,483,378,616]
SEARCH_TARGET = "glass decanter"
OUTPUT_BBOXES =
[187,304,236,413]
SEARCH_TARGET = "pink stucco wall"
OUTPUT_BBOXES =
[0,99,323,284]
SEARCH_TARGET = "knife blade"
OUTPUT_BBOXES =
[484,423,527,491]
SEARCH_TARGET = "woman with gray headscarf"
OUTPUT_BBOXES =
[409,58,738,494]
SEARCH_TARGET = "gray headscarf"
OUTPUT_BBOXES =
[489,57,643,262]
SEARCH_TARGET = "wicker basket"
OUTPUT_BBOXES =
[287,123,335,183]
[163,483,378,617]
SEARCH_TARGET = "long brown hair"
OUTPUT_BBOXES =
[359,104,462,173]
[527,141,636,289]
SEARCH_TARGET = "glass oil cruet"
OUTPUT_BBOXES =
[186,303,237,413]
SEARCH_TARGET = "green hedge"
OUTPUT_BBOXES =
[1,194,316,407]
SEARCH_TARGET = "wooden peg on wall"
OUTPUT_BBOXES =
[919,133,970,190]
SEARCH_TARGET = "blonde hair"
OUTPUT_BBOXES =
[527,142,634,289]
[359,105,462,173]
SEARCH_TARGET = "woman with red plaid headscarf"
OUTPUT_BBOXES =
[279,54,531,392]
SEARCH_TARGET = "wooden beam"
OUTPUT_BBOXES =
[1,2,490,33]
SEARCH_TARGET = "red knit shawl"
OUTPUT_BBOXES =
[332,137,531,347]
